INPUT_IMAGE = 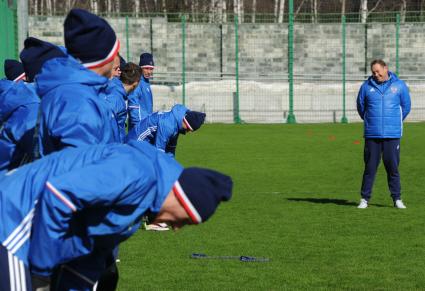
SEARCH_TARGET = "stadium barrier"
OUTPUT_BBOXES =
[27,11,425,123]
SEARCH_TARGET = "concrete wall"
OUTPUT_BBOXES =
[29,16,425,78]
[28,16,425,123]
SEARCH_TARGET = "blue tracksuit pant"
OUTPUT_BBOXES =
[360,138,401,201]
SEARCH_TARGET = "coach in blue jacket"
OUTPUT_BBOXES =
[356,59,411,209]
[0,141,232,291]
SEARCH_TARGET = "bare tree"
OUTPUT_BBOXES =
[91,0,98,15]
[400,0,407,23]
[162,0,167,18]
[360,0,367,23]
[310,0,317,23]
[133,0,139,16]
[52,0,56,15]
[294,0,306,19]
[341,0,346,17]
[191,0,197,21]
[210,0,216,23]
[251,0,256,23]
[108,0,113,16]
[360,0,383,24]
[421,0,425,22]
[274,0,279,22]
[216,0,227,23]
[233,0,243,23]
[65,0,71,12]
[143,0,149,16]
[278,0,285,23]
[217,0,222,22]
[115,1,120,15]
[222,0,227,23]
[33,0,38,15]
[40,0,44,15]
[239,0,244,23]
[46,0,52,16]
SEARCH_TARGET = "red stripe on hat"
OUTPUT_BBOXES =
[13,72,26,82]
[173,182,202,224]
[183,117,193,132]
[84,39,120,69]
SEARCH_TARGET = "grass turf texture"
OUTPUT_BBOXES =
[117,122,425,290]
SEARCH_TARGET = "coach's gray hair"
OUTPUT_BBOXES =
[370,59,387,69]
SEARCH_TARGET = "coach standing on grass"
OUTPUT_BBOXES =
[356,59,411,209]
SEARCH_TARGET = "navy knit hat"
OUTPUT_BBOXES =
[183,111,206,132]
[4,59,26,82]
[20,37,66,82]
[64,9,120,69]
[173,167,233,224]
[139,53,154,68]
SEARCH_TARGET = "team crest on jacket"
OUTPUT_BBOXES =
[391,87,398,94]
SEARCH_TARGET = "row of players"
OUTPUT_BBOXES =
[0,8,232,291]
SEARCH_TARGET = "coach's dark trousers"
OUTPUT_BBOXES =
[360,138,401,201]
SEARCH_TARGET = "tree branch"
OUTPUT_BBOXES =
[295,0,306,18]
[367,0,383,16]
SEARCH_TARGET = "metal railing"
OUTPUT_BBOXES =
[26,6,425,123]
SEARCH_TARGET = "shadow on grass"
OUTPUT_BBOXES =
[286,198,388,207]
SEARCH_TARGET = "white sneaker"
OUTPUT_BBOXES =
[394,200,406,209]
[357,199,368,209]
[145,223,170,231]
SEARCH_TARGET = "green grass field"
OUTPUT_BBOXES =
[117,122,425,290]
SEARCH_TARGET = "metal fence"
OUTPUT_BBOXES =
[0,0,18,79]
[27,10,425,123]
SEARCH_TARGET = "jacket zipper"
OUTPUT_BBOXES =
[381,87,385,138]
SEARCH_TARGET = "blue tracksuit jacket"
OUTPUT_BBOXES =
[357,72,411,138]
[105,77,127,142]
[127,76,153,129]
[35,54,120,156]
[0,80,39,170]
[126,104,188,155]
[0,141,183,280]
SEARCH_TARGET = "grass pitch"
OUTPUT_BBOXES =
[118,122,425,290]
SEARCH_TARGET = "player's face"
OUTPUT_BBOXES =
[152,189,193,230]
[142,67,154,79]
[128,81,139,93]
[90,60,114,79]
[111,55,121,78]
[371,64,389,83]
